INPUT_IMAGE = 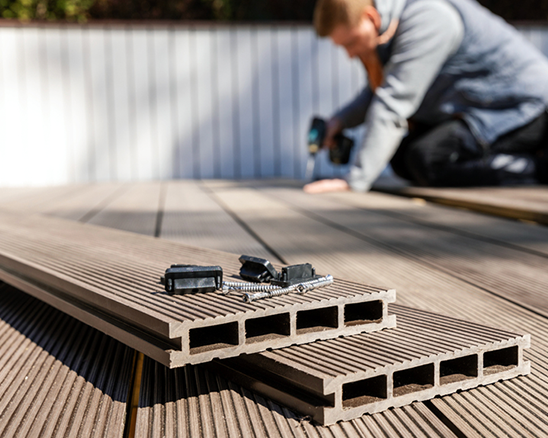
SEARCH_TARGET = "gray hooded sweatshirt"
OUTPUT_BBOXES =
[337,0,548,191]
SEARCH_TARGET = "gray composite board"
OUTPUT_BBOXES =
[0,285,133,438]
[0,209,396,368]
[213,304,529,425]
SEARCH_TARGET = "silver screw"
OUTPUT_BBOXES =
[242,275,334,303]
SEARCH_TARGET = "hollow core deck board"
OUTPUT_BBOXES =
[135,358,460,438]
[0,209,397,368]
[26,182,453,437]
[215,303,530,425]
[376,185,548,225]
[204,181,548,437]
[0,284,134,438]
[252,183,548,320]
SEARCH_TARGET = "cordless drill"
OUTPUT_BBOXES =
[305,117,354,181]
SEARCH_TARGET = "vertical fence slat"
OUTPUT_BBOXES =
[216,28,236,179]
[173,29,193,179]
[109,27,132,181]
[235,27,255,179]
[151,28,173,180]
[0,28,24,186]
[257,28,275,178]
[276,28,296,178]
[131,28,155,180]
[296,28,316,180]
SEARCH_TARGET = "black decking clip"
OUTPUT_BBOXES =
[238,255,320,287]
[161,264,223,295]
[238,255,279,283]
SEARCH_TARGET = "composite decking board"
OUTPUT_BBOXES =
[0,285,133,438]
[0,185,87,212]
[0,209,396,368]
[0,187,46,204]
[375,185,548,225]
[213,304,529,424]
[160,180,275,260]
[324,189,548,258]
[126,181,468,437]
[254,184,548,320]
[42,183,129,222]
[86,182,164,236]
[135,358,460,438]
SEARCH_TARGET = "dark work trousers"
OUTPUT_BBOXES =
[390,112,548,187]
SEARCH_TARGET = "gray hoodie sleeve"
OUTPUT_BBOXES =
[343,0,464,191]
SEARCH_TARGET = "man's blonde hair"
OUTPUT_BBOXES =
[314,0,374,37]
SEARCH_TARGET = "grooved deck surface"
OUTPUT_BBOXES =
[2,180,548,436]
[216,304,529,424]
[135,358,459,438]
[0,284,133,438]
[0,208,396,368]
[375,185,548,225]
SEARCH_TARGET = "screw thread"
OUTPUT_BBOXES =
[243,275,333,303]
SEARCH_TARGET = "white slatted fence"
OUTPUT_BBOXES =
[0,22,546,186]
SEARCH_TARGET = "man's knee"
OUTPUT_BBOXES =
[402,121,478,186]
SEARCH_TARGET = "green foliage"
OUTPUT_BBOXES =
[0,0,95,21]
[0,0,545,23]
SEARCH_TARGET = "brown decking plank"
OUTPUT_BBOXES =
[114,180,460,437]
[0,285,133,438]
[375,185,548,225]
[212,303,529,425]
[255,183,548,320]
[86,182,164,236]
[135,358,459,438]
[160,180,275,260]
[42,183,128,222]
[0,185,86,212]
[323,189,548,258]
[0,209,396,368]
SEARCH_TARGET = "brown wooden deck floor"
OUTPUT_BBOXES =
[1,180,548,437]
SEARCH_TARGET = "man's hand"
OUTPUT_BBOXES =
[324,117,344,149]
[303,178,350,194]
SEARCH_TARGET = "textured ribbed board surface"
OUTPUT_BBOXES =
[135,358,460,438]
[215,304,529,424]
[0,209,396,368]
[161,181,275,260]
[375,185,548,225]
[0,284,133,438]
